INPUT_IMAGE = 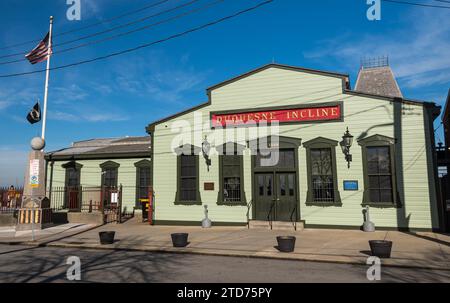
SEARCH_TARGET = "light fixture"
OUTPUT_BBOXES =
[202,135,211,171]
[341,127,354,169]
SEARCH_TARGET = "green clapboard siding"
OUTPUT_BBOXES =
[46,158,151,212]
[151,66,439,229]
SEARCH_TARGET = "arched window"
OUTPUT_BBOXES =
[135,160,151,208]
[358,134,399,207]
[62,161,83,210]
[100,161,120,188]
[175,144,201,205]
[303,137,341,206]
[62,161,82,188]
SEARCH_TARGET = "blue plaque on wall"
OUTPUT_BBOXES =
[343,180,358,191]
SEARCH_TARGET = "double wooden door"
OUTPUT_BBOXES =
[254,172,297,222]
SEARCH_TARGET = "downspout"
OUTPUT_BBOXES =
[427,103,444,231]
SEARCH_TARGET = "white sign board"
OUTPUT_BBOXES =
[111,192,118,204]
[29,159,39,188]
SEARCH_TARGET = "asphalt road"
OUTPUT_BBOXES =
[0,244,449,283]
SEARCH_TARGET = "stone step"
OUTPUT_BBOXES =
[248,220,304,231]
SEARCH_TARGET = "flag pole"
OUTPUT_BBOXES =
[41,16,53,143]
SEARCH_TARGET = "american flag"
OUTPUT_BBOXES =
[25,32,52,65]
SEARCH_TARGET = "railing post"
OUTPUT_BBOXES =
[79,185,82,212]
[118,184,122,224]
[148,186,154,225]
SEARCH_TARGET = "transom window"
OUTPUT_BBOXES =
[310,148,335,202]
[366,146,393,203]
[255,150,295,168]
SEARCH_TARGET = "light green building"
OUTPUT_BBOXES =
[45,136,151,217]
[146,63,443,231]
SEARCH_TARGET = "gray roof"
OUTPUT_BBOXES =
[46,136,151,160]
[355,66,403,98]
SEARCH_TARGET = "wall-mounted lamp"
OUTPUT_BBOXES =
[341,127,354,169]
[202,136,211,171]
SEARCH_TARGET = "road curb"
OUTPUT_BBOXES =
[35,241,450,272]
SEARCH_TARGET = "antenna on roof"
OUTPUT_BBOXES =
[360,55,389,69]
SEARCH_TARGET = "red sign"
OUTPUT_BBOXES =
[211,104,342,127]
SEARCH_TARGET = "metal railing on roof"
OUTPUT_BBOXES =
[360,56,389,69]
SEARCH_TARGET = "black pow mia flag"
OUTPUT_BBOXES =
[26,102,41,124]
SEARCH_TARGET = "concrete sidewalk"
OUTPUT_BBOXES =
[0,223,98,245]
[2,219,449,270]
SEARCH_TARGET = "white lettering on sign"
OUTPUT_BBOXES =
[29,159,39,188]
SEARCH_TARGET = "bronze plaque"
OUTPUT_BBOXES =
[204,182,214,191]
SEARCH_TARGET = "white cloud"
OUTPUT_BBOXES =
[52,84,88,104]
[401,69,450,89]
[83,113,129,122]
[49,110,129,123]
[112,51,208,103]
[92,83,113,95]
[0,87,40,110]
[50,110,79,121]
[0,101,11,111]
[83,0,104,19]
[303,3,450,88]
[143,69,205,103]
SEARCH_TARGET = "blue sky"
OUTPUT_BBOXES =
[0,0,449,186]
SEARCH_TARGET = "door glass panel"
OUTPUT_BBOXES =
[279,174,286,196]
[258,175,264,196]
[266,175,272,196]
[288,174,294,196]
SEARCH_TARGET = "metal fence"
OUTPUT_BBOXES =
[0,186,23,214]
[47,185,123,223]
[0,184,143,225]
